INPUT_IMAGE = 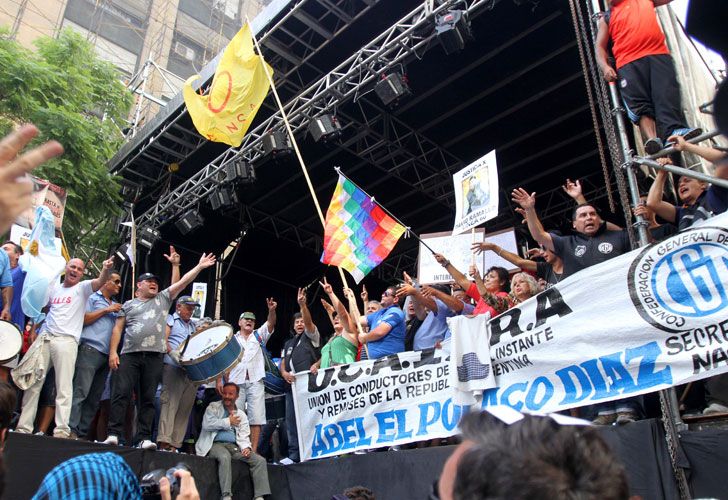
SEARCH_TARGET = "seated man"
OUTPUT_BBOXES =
[196,382,270,500]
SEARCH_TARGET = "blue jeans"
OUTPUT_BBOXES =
[285,390,299,461]
[69,344,109,437]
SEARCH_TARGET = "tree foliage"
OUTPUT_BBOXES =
[0,27,133,257]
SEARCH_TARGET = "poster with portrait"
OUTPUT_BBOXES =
[452,149,499,235]
[191,282,207,321]
[15,175,67,231]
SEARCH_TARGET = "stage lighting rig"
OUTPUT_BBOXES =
[208,184,239,211]
[262,130,293,159]
[374,72,411,107]
[435,9,472,54]
[308,114,342,143]
[175,209,205,235]
[137,226,161,250]
[218,159,256,185]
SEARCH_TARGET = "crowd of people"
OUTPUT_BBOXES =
[0,0,727,498]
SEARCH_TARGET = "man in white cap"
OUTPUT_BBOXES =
[157,294,200,451]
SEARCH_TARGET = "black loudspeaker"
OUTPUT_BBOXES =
[686,0,728,58]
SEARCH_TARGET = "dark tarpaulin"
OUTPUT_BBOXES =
[6,418,728,499]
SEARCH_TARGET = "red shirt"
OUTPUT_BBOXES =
[466,282,510,318]
[609,0,670,69]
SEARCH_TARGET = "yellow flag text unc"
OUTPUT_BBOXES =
[183,24,273,147]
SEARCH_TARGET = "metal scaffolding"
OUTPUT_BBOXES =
[131,0,499,232]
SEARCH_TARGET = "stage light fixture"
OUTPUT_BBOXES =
[435,9,472,55]
[175,209,205,235]
[208,185,239,211]
[262,130,293,158]
[138,226,161,250]
[218,159,256,184]
[115,243,130,262]
[374,72,411,107]
[308,114,342,143]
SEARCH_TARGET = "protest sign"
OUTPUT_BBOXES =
[293,349,463,460]
[418,229,484,284]
[15,176,67,231]
[452,149,498,235]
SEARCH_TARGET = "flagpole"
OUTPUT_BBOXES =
[335,167,438,255]
[247,20,371,358]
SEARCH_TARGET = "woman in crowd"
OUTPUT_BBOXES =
[509,272,539,306]
[312,279,359,370]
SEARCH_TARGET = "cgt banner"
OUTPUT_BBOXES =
[293,213,728,460]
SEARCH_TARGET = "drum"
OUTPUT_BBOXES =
[180,323,242,383]
[0,320,22,364]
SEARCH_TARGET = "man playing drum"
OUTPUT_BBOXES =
[103,251,216,449]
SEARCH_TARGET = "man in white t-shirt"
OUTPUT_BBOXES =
[16,256,114,438]
[219,298,277,453]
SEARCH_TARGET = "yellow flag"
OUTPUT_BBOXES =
[183,24,273,147]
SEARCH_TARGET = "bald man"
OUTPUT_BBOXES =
[16,257,113,438]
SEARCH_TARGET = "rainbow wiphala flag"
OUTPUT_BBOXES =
[321,174,406,283]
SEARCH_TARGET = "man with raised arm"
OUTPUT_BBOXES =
[103,251,216,449]
[222,297,277,454]
[16,256,114,438]
[511,188,630,279]
[280,288,320,463]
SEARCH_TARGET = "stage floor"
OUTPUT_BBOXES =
[5,419,728,499]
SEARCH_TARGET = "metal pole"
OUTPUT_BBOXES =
[634,156,728,189]
[586,2,690,498]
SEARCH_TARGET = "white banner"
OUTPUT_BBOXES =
[452,149,499,235]
[293,349,463,460]
[481,214,728,413]
[293,214,728,460]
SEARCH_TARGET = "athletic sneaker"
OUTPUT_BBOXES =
[670,127,702,142]
[138,440,157,450]
[591,414,617,426]
[102,435,119,445]
[703,402,728,415]
[644,137,663,155]
[616,411,638,425]
[278,457,295,465]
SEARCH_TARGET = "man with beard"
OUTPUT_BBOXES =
[16,257,114,438]
[103,252,216,449]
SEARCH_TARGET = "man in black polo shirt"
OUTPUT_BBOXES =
[512,188,630,279]
[512,187,640,424]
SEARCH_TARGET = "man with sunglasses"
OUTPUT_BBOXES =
[358,285,405,360]
[68,270,123,440]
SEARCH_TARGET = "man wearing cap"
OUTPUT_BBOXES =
[157,295,200,451]
[104,251,216,449]
[221,297,277,453]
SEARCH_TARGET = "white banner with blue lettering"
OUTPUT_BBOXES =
[293,213,728,460]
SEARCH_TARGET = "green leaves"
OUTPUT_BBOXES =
[0,28,133,258]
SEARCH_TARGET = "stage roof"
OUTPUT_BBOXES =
[109,0,629,323]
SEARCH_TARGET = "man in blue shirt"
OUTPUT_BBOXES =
[0,249,12,322]
[0,241,23,382]
[157,295,199,451]
[68,270,122,439]
[358,285,406,359]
